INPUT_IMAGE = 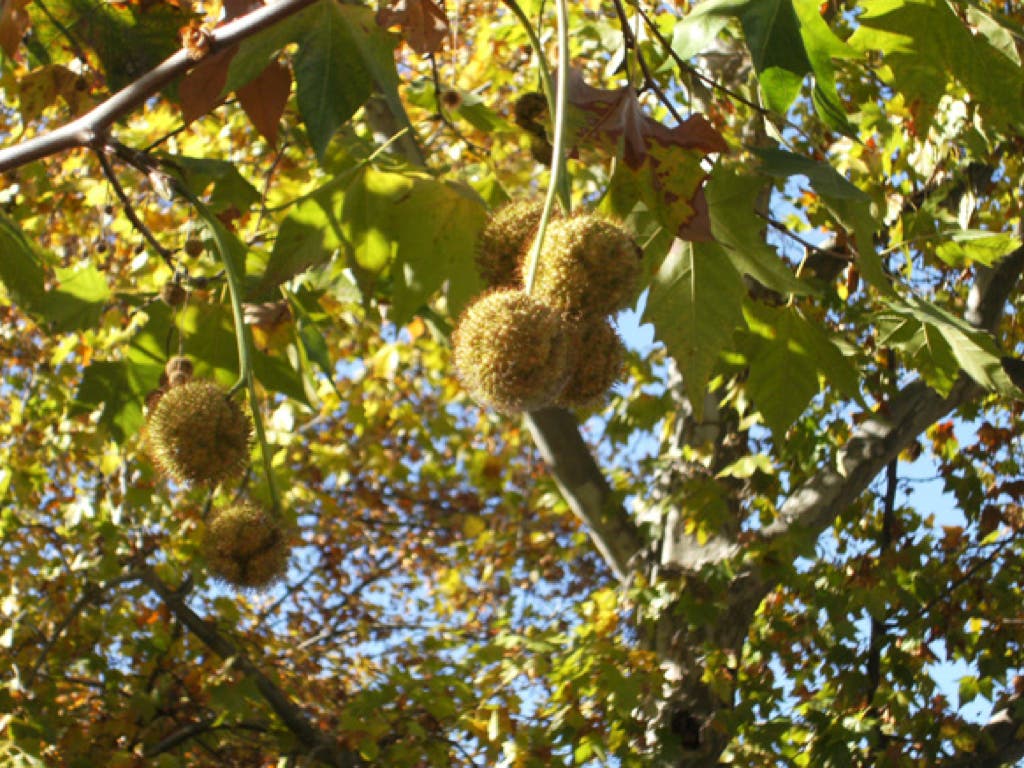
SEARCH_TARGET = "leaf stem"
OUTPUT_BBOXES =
[520,0,571,295]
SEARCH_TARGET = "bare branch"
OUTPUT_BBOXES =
[142,569,365,768]
[0,0,321,172]
[525,407,645,581]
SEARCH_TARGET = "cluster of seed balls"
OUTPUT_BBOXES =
[453,200,640,414]
[145,351,290,590]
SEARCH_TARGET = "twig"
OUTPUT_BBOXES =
[94,148,177,272]
[636,6,809,138]
[0,0,322,172]
[610,0,684,124]
[142,568,364,768]
[425,53,487,157]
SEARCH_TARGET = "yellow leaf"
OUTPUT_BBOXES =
[462,514,486,538]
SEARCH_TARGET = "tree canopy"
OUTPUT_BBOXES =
[2,0,1024,766]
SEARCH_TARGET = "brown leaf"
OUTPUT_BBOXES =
[178,45,237,125]
[0,0,30,58]
[566,68,727,169]
[223,0,260,18]
[376,0,449,56]
[237,59,291,146]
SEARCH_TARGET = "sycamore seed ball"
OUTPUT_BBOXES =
[204,503,290,590]
[147,379,251,485]
[452,288,570,413]
[556,318,625,408]
[533,214,641,319]
[164,355,194,388]
[475,200,550,288]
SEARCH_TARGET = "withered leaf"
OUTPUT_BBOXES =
[566,68,725,241]
[0,0,30,58]
[376,0,448,56]
[179,46,237,125]
[566,68,727,168]
[237,59,292,146]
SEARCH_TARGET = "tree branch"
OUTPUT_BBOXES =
[939,692,1024,768]
[759,245,1024,548]
[525,407,645,581]
[142,569,365,768]
[0,0,321,172]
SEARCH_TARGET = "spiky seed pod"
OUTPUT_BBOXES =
[476,200,550,288]
[147,379,250,485]
[452,288,570,413]
[204,503,290,590]
[532,214,641,319]
[160,281,187,307]
[164,355,194,388]
[556,318,625,408]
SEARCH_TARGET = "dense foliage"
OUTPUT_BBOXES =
[2,0,1024,766]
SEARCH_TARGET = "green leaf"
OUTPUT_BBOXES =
[753,148,890,291]
[848,0,1024,133]
[792,0,856,133]
[742,303,860,436]
[165,156,260,215]
[293,3,399,159]
[42,264,111,332]
[643,240,746,418]
[72,361,145,443]
[702,165,813,295]
[737,0,813,113]
[0,214,109,332]
[934,231,1019,267]
[671,1,736,60]
[0,212,47,313]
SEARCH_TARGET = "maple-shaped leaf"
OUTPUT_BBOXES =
[566,68,726,169]
[0,0,30,58]
[237,59,291,145]
[376,0,448,56]
[568,68,725,241]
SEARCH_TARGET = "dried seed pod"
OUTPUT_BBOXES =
[164,355,194,388]
[146,379,250,485]
[556,318,625,408]
[204,503,290,590]
[533,214,641,319]
[183,235,204,258]
[452,288,570,414]
[160,281,188,308]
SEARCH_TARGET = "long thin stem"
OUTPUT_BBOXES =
[170,180,282,516]
[521,0,571,294]
[95,148,177,272]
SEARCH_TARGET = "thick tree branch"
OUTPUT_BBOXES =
[525,408,644,582]
[142,569,364,768]
[759,246,1024,548]
[0,0,321,172]
[939,692,1024,768]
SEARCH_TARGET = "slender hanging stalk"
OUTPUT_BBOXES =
[173,185,282,516]
[520,0,571,295]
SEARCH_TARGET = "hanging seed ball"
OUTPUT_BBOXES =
[160,280,188,308]
[164,355,194,388]
[204,503,290,590]
[532,214,641,319]
[452,288,571,414]
[183,235,204,258]
[475,199,551,288]
[146,379,251,485]
[556,318,625,408]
